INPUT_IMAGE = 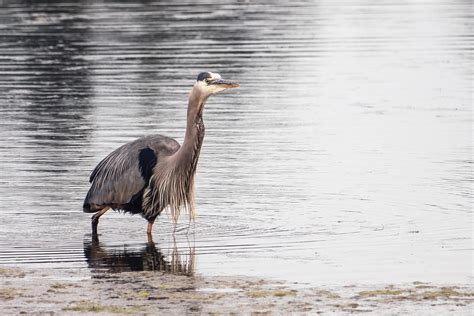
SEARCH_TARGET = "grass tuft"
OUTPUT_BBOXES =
[0,268,25,278]
[246,290,297,298]
[420,288,473,300]
[358,289,403,297]
[62,301,142,314]
[0,288,23,300]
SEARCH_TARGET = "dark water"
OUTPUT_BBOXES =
[0,1,472,285]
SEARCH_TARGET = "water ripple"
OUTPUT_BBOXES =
[0,0,472,285]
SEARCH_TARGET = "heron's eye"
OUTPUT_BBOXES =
[205,78,213,85]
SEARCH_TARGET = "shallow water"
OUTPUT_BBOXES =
[0,1,472,286]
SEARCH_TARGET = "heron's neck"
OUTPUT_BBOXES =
[174,86,207,169]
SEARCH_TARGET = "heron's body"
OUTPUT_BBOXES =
[83,134,182,216]
[83,72,239,235]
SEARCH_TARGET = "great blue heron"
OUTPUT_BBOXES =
[83,72,239,235]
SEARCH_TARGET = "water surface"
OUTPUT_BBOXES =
[0,0,472,285]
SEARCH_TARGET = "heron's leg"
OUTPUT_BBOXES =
[91,207,110,235]
[147,216,157,235]
[147,232,154,244]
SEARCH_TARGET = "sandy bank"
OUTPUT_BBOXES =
[1,267,472,315]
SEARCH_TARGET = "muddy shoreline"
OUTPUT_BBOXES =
[1,266,472,315]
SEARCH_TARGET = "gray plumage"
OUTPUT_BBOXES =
[83,72,239,235]
[84,135,180,215]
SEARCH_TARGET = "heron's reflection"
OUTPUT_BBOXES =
[83,235,195,275]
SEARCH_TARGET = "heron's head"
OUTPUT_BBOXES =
[194,72,239,96]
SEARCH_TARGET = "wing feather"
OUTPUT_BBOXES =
[83,135,180,212]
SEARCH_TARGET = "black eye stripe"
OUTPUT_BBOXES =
[197,72,212,82]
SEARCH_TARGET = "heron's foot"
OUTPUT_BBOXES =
[147,233,154,244]
[147,222,153,235]
[147,216,157,235]
[91,207,110,235]
[91,216,101,236]
[92,220,98,235]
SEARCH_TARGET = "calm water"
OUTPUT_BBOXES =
[0,1,472,285]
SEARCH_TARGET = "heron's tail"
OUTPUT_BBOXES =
[83,192,101,213]
[83,202,98,213]
[83,187,102,213]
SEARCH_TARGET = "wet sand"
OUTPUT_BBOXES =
[1,267,472,315]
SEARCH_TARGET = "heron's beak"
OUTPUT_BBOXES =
[212,79,240,89]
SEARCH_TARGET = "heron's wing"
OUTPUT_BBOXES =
[84,135,180,211]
